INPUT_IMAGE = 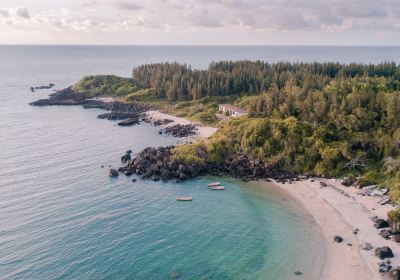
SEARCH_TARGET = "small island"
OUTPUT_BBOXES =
[32,61,400,278]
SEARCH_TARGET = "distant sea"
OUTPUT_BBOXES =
[0,46,399,280]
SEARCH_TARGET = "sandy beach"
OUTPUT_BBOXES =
[145,110,218,140]
[267,178,399,280]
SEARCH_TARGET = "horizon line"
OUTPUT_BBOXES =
[0,44,399,47]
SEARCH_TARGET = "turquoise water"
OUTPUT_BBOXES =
[1,46,399,279]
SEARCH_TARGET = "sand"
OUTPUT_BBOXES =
[145,110,218,140]
[268,178,399,280]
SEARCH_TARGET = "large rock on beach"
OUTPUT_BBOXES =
[334,235,343,243]
[161,124,197,137]
[374,219,390,229]
[375,246,394,259]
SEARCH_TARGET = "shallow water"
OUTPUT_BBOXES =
[1,45,398,279]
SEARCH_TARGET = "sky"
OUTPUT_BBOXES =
[0,0,399,45]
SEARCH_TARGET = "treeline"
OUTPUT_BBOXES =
[132,61,400,101]
[155,61,400,199]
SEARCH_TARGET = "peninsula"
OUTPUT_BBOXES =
[31,61,400,279]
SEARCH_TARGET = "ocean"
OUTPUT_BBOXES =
[1,46,399,280]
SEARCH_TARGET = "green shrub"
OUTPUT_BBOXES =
[73,75,141,97]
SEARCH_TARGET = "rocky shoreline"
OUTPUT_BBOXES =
[30,87,199,137]
[115,145,303,183]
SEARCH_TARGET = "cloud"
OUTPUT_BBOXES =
[15,7,30,19]
[187,9,223,28]
[0,9,9,17]
[1,0,400,40]
[112,1,143,10]
[82,0,143,10]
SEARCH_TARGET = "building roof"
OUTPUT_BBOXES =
[219,104,247,114]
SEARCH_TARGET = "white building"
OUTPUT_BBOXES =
[218,104,247,117]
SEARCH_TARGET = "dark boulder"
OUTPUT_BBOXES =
[380,229,392,239]
[121,153,132,163]
[379,261,392,273]
[341,177,356,187]
[392,234,400,243]
[375,246,394,259]
[333,235,343,243]
[374,219,390,229]
[123,168,134,176]
[117,117,140,126]
[152,175,161,181]
[109,169,119,177]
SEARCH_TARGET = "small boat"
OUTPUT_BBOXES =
[209,186,225,190]
[176,197,192,201]
[378,197,390,205]
[208,182,221,187]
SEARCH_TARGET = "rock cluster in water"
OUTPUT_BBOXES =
[30,83,55,92]
[116,146,304,183]
[30,87,198,137]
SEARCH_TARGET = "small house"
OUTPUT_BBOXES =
[218,104,247,117]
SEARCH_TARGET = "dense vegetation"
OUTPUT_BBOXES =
[141,61,400,200]
[73,75,141,97]
[72,62,400,201]
[132,61,400,101]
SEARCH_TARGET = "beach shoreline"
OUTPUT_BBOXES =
[145,110,218,140]
[261,178,399,280]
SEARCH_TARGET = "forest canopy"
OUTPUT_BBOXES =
[72,61,400,199]
[131,61,400,101]
[131,61,400,200]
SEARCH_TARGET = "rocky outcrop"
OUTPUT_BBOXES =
[127,146,204,181]
[114,145,311,183]
[160,124,197,137]
[153,119,174,126]
[375,246,394,259]
[95,102,151,125]
[30,87,84,106]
